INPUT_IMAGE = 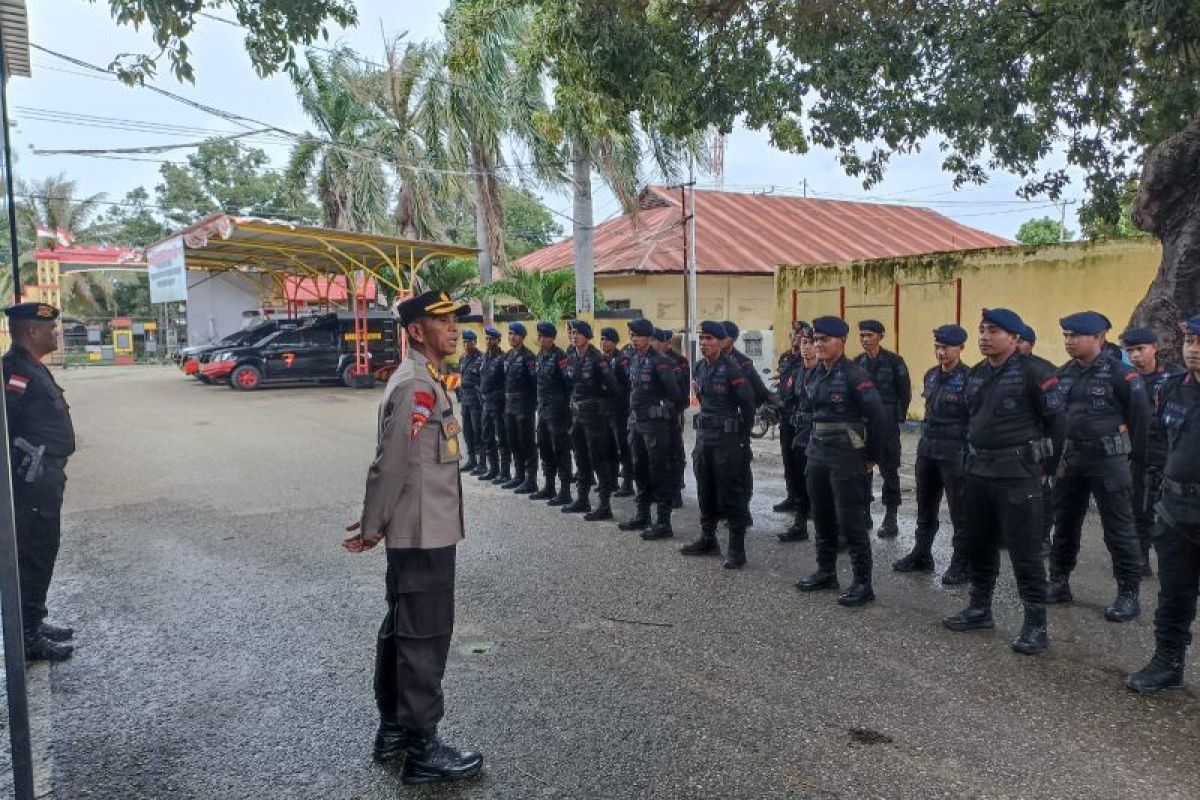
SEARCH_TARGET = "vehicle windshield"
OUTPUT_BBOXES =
[253,331,283,347]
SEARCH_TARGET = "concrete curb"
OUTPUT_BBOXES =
[0,657,55,798]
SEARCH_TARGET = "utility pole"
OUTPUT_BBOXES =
[802,178,808,198]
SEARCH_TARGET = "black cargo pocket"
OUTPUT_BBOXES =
[383,588,455,639]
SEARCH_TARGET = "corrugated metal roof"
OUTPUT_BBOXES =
[0,0,31,78]
[518,186,1014,275]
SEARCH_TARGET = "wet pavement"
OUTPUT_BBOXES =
[36,366,1200,798]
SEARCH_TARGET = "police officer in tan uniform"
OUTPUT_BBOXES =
[343,291,483,785]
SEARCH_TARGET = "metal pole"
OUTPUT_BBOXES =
[686,159,698,381]
[0,34,36,800]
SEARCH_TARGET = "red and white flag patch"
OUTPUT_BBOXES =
[5,375,28,395]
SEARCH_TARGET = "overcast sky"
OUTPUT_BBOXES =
[12,0,1084,242]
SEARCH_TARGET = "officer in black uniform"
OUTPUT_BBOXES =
[894,325,971,583]
[721,320,770,523]
[795,316,889,607]
[776,322,807,514]
[680,321,757,568]
[654,328,689,508]
[1122,326,1176,576]
[456,329,483,473]
[1126,315,1200,693]
[1017,324,1060,552]
[4,302,76,662]
[1047,311,1150,622]
[618,318,684,539]
[600,328,635,497]
[855,320,911,538]
[477,327,510,483]
[530,322,574,502]
[564,320,621,521]
[943,308,1064,655]
[779,322,817,542]
[501,323,538,492]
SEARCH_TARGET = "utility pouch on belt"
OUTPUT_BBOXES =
[1102,429,1132,457]
[813,421,865,450]
[637,405,670,421]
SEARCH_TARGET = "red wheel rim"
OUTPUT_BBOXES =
[236,369,258,388]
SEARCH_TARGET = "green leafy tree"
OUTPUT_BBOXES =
[1015,217,1073,247]
[501,184,562,259]
[1081,183,1149,241]
[112,275,154,317]
[485,265,604,321]
[101,1,357,84]
[503,0,1200,347]
[85,188,171,246]
[413,259,482,299]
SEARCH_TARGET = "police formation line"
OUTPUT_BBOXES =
[455,309,1200,696]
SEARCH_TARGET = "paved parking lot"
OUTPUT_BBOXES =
[34,366,1200,798]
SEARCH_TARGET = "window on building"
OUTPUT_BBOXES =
[744,339,763,357]
[606,299,631,310]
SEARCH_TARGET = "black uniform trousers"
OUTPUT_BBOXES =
[1050,461,1143,585]
[14,467,66,640]
[779,417,800,502]
[611,405,633,481]
[913,455,968,555]
[505,409,537,480]
[374,545,457,734]
[964,474,1047,606]
[787,442,813,519]
[671,412,686,492]
[536,411,573,488]
[1153,514,1200,655]
[694,438,752,530]
[808,459,872,581]
[864,414,902,509]
[1131,466,1162,563]
[630,421,674,510]
[461,401,482,459]
[480,404,507,466]
[573,412,617,494]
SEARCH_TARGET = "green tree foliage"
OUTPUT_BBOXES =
[101,0,357,84]
[436,183,562,259]
[1015,217,1073,247]
[413,259,482,299]
[112,275,154,317]
[485,265,604,321]
[85,188,170,246]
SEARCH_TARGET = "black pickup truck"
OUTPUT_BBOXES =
[201,311,400,390]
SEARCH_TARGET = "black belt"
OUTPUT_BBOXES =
[1163,477,1200,497]
[633,406,671,421]
[694,414,740,432]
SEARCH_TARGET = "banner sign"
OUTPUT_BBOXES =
[146,236,188,303]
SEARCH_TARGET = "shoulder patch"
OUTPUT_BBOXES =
[5,374,28,395]
[1039,376,1059,391]
[855,380,874,392]
[1124,371,1138,382]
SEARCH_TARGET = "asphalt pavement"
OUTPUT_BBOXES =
[34,366,1200,798]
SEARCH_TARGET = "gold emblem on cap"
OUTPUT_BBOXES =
[36,305,54,318]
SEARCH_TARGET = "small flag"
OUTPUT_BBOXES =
[6,375,29,395]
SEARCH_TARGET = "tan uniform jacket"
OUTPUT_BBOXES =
[360,348,465,549]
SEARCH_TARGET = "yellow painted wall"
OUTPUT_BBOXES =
[774,238,1162,419]
[597,274,775,333]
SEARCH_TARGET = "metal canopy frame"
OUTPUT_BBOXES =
[151,215,477,376]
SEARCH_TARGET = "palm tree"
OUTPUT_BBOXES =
[413,258,481,298]
[285,47,391,233]
[484,264,603,321]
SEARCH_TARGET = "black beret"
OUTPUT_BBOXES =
[981,308,1025,335]
[933,324,967,346]
[628,318,655,337]
[721,320,739,340]
[536,321,557,338]
[698,320,727,338]
[813,316,849,338]
[653,328,672,343]
[4,302,60,321]
[1120,327,1157,346]
[600,327,620,343]
[570,320,593,339]
[859,319,885,334]
[397,291,468,326]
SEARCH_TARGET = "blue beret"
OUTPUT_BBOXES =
[1019,324,1036,344]
[570,320,593,339]
[536,321,556,338]
[484,326,501,338]
[721,320,739,340]
[1059,311,1109,336]
[460,329,477,341]
[699,320,727,338]
[1181,316,1200,336]
[933,324,967,346]
[981,308,1025,335]
[653,328,672,343]
[4,302,59,321]
[600,327,620,343]
[508,322,527,337]
[1120,327,1156,346]
[859,319,885,334]
[628,318,655,337]
[813,316,850,338]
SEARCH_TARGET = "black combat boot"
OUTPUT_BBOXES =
[1126,645,1186,694]
[838,580,875,606]
[40,621,74,642]
[893,543,934,573]
[372,720,407,763]
[584,492,613,521]
[513,475,538,494]
[877,506,899,539]
[400,730,484,786]
[942,602,995,631]
[672,489,684,509]
[562,488,592,514]
[1046,574,1073,604]
[547,484,572,506]
[1011,604,1049,655]
[680,526,721,556]
[529,476,555,501]
[470,459,489,476]
[501,468,525,490]
[1104,581,1141,623]
[1141,545,1154,578]
[640,505,674,540]
[613,477,635,498]
[490,455,511,484]
[778,515,809,542]
[478,453,498,481]
[723,527,747,569]
[865,507,875,530]
[772,497,797,513]
[941,554,970,586]
[24,635,73,662]
[460,454,478,473]
[796,571,839,592]
[618,505,652,531]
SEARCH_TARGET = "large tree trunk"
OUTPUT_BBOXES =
[1129,114,1200,363]
[469,136,505,322]
[572,138,595,316]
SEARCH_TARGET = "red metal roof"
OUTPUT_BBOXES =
[518,186,1013,275]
